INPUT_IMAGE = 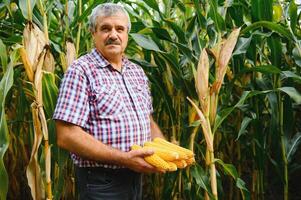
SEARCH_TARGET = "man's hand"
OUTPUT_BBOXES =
[121,148,165,173]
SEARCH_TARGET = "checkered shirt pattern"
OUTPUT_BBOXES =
[53,48,153,168]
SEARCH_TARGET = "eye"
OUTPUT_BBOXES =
[101,28,109,32]
[116,26,125,33]
[99,25,111,32]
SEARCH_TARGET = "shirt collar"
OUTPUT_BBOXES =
[91,48,132,71]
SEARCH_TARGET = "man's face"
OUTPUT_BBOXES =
[92,12,129,60]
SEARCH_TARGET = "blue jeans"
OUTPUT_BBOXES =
[75,166,143,200]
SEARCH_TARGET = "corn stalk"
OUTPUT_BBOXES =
[188,28,240,199]
[20,20,52,199]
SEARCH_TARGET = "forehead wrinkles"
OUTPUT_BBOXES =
[96,13,128,28]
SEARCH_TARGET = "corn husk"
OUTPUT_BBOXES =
[66,41,76,69]
[19,47,34,82]
[43,48,55,72]
[214,28,241,93]
[23,22,47,72]
[195,48,210,116]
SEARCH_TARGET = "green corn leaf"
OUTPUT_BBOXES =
[193,0,203,28]
[215,159,238,178]
[214,90,271,133]
[0,39,7,72]
[277,87,301,104]
[42,71,58,119]
[143,0,160,13]
[289,1,297,34]
[151,27,172,42]
[287,132,301,162]
[19,0,36,21]
[75,0,106,23]
[173,0,186,13]
[190,165,210,192]
[251,0,272,21]
[163,18,187,43]
[232,36,252,56]
[241,21,293,41]
[215,159,250,199]
[267,34,282,67]
[236,178,250,200]
[292,46,301,67]
[281,71,301,84]
[0,63,14,200]
[241,65,282,74]
[130,33,162,52]
[208,0,225,32]
[236,117,253,141]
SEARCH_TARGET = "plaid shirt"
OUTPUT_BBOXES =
[53,48,153,168]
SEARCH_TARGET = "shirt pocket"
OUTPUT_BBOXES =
[91,84,124,117]
[132,84,150,113]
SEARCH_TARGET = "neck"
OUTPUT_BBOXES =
[107,55,123,72]
[96,48,123,71]
[110,62,122,71]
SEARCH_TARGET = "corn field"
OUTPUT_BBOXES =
[0,0,301,199]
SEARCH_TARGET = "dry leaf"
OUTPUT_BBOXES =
[26,104,44,200]
[187,97,213,151]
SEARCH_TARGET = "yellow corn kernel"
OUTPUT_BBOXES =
[143,146,179,161]
[186,157,196,166]
[144,141,188,160]
[167,162,177,171]
[131,144,170,170]
[153,137,194,158]
[172,160,187,169]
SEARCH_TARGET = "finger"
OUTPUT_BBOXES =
[131,149,154,157]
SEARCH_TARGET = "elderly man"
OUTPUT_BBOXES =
[53,3,164,200]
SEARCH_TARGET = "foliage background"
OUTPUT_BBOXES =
[0,0,301,199]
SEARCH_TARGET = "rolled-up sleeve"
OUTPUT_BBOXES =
[53,67,90,128]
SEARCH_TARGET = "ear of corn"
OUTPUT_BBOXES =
[144,141,188,160]
[172,160,187,169]
[66,41,76,69]
[153,138,194,158]
[23,22,47,72]
[143,146,179,161]
[186,157,196,166]
[167,162,177,171]
[132,138,195,172]
[131,144,170,171]
[43,48,55,72]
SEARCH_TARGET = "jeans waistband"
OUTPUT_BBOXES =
[76,166,136,175]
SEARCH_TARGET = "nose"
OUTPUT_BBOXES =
[109,29,118,39]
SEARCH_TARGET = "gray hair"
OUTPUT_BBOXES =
[89,3,131,33]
